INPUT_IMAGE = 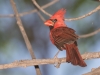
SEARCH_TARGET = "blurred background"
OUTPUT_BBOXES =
[0,0,100,75]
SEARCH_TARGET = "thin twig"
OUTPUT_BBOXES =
[0,0,59,17]
[33,0,46,24]
[0,52,100,69]
[37,11,46,22]
[32,0,51,17]
[10,0,41,75]
[65,5,100,21]
[0,14,14,17]
[79,28,100,38]
[20,0,59,17]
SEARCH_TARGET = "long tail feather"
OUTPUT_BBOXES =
[66,42,87,67]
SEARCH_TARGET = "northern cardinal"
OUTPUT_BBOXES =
[44,9,87,67]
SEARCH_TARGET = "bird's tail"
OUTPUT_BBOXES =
[65,42,87,67]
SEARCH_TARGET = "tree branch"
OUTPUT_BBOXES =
[0,0,59,17]
[0,52,100,69]
[83,67,100,75]
[10,0,41,75]
[32,0,51,17]
[37,11,46,22]
[79,28,100,38]
[65,5,100,21]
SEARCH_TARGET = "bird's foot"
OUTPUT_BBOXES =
[53,50,61,68]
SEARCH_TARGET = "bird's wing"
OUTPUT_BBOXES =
[50,27,78,50]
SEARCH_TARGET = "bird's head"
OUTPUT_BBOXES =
[44,8,66,26]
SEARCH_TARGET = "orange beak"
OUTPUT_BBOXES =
[44,20,54,26]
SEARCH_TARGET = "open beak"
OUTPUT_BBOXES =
[44,20,54,26]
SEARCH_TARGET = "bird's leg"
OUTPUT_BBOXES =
[54,50,60,59]
[53,50,61,68]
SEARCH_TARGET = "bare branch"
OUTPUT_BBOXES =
[10,0,41,75]
[20,0,59,17]
[0,14,14,17]
[32,0,52,17]
[0,52,100,69]
[36,7,46,22]
[37,11,46,22]
[0,0,59,17]
[79,28,100,38]
[0,58,65,69]
[65,5,100,21]
[83,67,100,75]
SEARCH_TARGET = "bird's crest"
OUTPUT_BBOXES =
[51,8,66,19]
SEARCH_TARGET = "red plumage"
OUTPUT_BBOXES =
[44,9,86,67]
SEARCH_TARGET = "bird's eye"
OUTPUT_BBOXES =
[53,19,57,23]
[50,19,57,23]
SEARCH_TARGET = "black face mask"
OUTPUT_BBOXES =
[49,19,57,30]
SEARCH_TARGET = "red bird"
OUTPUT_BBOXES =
[44,9,87,67]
